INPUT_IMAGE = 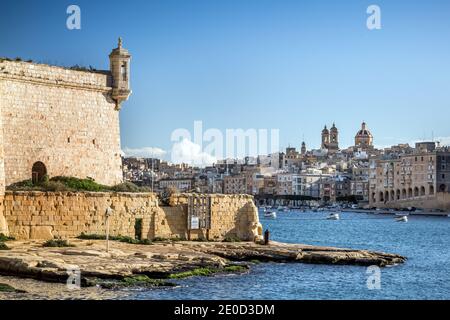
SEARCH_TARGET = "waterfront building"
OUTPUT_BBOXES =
[350,161,370,201]
[242,168,264,195]
[282,147,302,172]
[263,176,277,195]
[276,173,293,195]
[335,176,352,200]
[292,169,330,198]
[383,143,414,157]
[223,175,247,194]
[159,178,193,192]
[369,147,450,210]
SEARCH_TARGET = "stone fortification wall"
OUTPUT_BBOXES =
[0,60,122,188]
[2,192,262,242]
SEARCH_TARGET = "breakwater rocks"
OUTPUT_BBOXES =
[0,239,406,295]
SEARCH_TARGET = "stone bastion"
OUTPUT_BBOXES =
[0,192,263,242]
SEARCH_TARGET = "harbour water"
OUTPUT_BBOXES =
[126,210,450,300]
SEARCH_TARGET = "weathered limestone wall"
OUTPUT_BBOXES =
[170,194,262,241]
[3,192,159,240]
[0,197,7,236]
[373,192,450,211]
[0,60,123,187]
[2,192,262,242]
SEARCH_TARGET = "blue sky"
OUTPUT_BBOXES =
[1,0,450,160]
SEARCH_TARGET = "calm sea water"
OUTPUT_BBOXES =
[125,211,450,300]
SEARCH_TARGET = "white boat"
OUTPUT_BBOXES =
[395,216,408,222]
[264,211,277,219]
[395,212,409,216]
[327,213,340,220]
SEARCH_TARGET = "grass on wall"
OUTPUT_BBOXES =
[6,176,150,193]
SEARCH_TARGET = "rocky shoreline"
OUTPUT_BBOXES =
[0,239,406,299]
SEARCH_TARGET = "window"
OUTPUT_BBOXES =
[121,62,127,81]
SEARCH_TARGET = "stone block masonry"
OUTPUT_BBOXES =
[0,60,122,187]
[2,191,262,242]
[0,39,131,191]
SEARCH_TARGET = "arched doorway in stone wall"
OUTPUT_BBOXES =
[420,186,426,196]
[32,161,47,184]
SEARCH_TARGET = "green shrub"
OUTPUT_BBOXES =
[168,267,217,279]
[224,265,248,273]
[94,275,176,289]
[77,233,107,240]
[6,179,35,191]
[50,176,107,192]
[111,182,150,193]
[0,234,15,242]
[0,283,19,292]
[223,236,241,243]
[42,239,75,248]
[76,233,153,245]
[42,181,67,192]
[0,242,10,250]
[152,237,168,242]
[168,265,248,279]
[6,176,149,193]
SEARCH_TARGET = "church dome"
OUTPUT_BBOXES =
[322,125,329,134]
[355,122,373,148]
[356,122,372,138]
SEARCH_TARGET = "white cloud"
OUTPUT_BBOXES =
[171,138,216,167]
[122,146,167,158]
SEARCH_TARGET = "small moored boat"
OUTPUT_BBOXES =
[395,212,409,216]
[264,211,277,219]
[327,213,340,220]
[395,216,408,223]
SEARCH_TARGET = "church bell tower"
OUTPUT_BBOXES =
[321,125,330,149]
[109,37,132,110]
